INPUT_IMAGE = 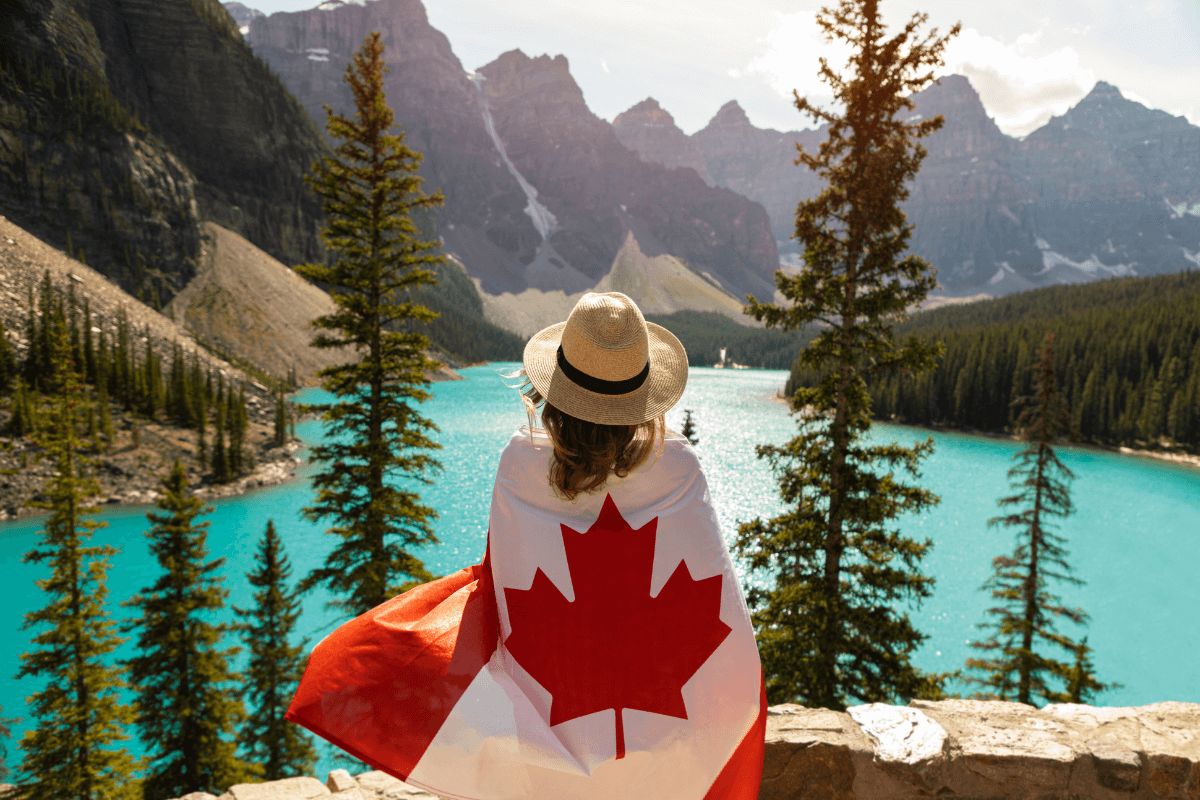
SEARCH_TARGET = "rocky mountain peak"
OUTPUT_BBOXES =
[1084,80,1124,101]
[706,100,751,128]
[612,98,712,184]
[478,49,585,108]
[612,97,674,128]
[223,1,263,30]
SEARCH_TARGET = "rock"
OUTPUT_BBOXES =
[222,777,330,800]
[0,0,328,301]
[326,770,356,793]
[761,704,863,800]
[848,703,948,791]
[1089,739,1143,792]
[912,699,1082,794]
[353,771,437,800]
[177,793,219,800]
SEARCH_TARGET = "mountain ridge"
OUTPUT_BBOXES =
[615,73,1200,297]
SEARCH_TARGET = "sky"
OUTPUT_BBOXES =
[239,0,1200,137]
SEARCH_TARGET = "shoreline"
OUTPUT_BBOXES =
[763,392,1200,473]
[878,420,1200,472]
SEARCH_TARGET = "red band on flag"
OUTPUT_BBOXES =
[286,541,498,780]
[701,672,767,800]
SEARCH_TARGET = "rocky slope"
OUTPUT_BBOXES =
[166,222,349,385]
[0,214,301,517]
[0,0,329,303]
[618,75,1200,296]
[242,0,779,310]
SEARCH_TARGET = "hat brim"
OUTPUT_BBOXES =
[523,321,688,426]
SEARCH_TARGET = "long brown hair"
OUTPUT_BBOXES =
[519,378,664,500]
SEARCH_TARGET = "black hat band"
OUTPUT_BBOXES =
[556,345,650,395]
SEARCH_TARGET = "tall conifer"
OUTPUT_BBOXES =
[273,389,287,448]
[965,334,1113,704]
[125,460,256,799]
[297,32,444,616]
[16,307,139,800]
[0,704,13,781]
[737,0,957,708]
[0,317,15,394]
[235,520,317,779]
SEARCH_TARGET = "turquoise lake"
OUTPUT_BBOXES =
[2,363,1198,777]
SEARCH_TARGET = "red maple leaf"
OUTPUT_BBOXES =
[503,494,731,760]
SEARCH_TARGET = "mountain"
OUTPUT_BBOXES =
[0,0,329,303]
[611,99,713,185]
[617,75,1200,296]
[224,1,264,32]
[241,0,778,313]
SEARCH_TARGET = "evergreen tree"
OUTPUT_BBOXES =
[273,389,287,448]
[16,307,139,800]
[82,298,95,385]
[125,460,256,799]
[9,378,36,438]
[0,317,16,394]
[680,409,699,445]
[0,703,14,782]
[965,334,1111,704]
[22,284,39,388]
[98,383,114,450]
[296,32,444,617]
[235,520,317,779]
[1051,637,1115,704]
[212,400,229,484]
[737,0,957,708]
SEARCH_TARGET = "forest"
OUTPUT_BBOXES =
[788,270,1200,450]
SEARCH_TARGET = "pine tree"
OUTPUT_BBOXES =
[965,334,1111,704]
[125,460,256,799]
[0,317,16,394]
[0,703,14,782]
[680,409,699,445]
[1050,637,1115,704]
[737,0,957,708]
[82,298,95,385]
[235,520,317,779]
[273,389,287,448]
[296,32,444,617]
[22,284,40,388]
[16,306,139,800]
[211,400,229,484]
[9,378,36,438]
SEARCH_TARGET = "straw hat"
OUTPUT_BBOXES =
[523,292,688,426]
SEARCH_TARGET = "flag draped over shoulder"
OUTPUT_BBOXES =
[287,428,766,800]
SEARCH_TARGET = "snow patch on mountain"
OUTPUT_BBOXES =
[471,73,558,241]
[1038,249,1136,278]
[1165,199,1200,219]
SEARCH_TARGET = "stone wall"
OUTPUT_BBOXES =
[165,700,1199,800]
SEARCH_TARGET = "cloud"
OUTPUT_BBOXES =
[940,28,1096,136]
[601,59,610,74]
[735,12,852,109]
[736,15,1099,137]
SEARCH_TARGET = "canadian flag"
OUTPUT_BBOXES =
[287,428,766,800]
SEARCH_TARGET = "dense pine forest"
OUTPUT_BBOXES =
[787,271,1200,450]
[2,271,260,483]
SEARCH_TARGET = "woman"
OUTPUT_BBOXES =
[288,292,765,800]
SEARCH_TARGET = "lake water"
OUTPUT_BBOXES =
[2,363,1198,778]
